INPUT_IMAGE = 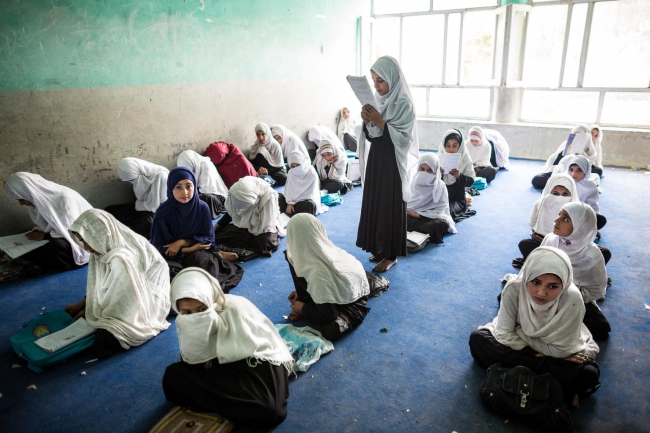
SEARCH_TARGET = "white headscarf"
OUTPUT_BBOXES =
[466,126,493,168]
[286,214,369,304]
[69,209,170,348]
[171,267,293,369]
[480,247,599,359]
[5,172,92,265]
[271,125,310,161]
[284,151,321,214]
[483,128,510,169]
[249,123,284,167]
[437,129,475,186]
[589,124,604,169]
[542,125,597,173]
[357,56,420,202]
[529,173,579,236]
[225,176,285,237]
[308,125,344,149]
[314,140,350,182]
[555,155,600,213]
[177,150,228,198]
[117,158,169,213]
[407,153,456,232]
[541,202,607,303]
[337,108,358,142]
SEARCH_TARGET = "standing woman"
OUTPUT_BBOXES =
[249,123,287,186]
[163,267,293,429]
[438,129,476,222]
[203,141,258,189]
[177,149,229,219]
[5,172,92,271]
[105,157,168,239]
[356,56,419,273]
[149,167,243,292]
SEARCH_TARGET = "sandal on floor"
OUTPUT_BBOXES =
[369,255,380,263]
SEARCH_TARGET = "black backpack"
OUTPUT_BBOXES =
[479,363,573,432]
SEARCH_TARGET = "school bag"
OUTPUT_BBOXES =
[320,192,343,206]
[479,362,573,432]
[473,177,488,190]
[10,310,95,373]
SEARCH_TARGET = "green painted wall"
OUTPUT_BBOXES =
[0,0,343,92]
[499,0,530,6]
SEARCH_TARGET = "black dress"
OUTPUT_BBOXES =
[21,234,86,272]
[446,173,474,222]
[356,125,407,260]
[215,213,280,257]
[406,215,449,244]
[285,252,369,342]
[278,194,317,216]
[163,358,289,430]
[104,203,154,239]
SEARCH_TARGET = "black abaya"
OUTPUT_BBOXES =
[104,203,154,239]
[163,358,289,430]
[215,213,280,257]
[446,173,474,222]
[21,236,86,272]
[406,215,449,244]
[278,194,317,216]
[165,249,243,293]
[356,125,406,260]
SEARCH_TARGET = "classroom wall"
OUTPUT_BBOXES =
[0,0,368,236]
[417,118,650,169]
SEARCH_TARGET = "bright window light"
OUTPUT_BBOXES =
[521,90,599,124]
[561,3,587,87]
[461,10,496,85]
[522,5,568,87]
[445,13,462,85]
[433,0,496,11]
[374,0,430,15]
[601,93,650,126]
[402,15,445,84]
[409,87,428,115]
[372,18,400,61]
[429,88,491,118]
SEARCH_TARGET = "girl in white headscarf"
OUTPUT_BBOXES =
[278,151,321,217]
[406,153,456,244]
[314,139,353,195]
[271,124,310,162]
[177,149,228,219]
[466,126,498,184]
[356,56,419,273]
[541,202,610,341]
[249,123,287,186]
[105,158,169,239]
[285,214,370,341]
[308,125,343,150]
[214,176,284,257]
[162,267,293,429]
[63,209,170,358]
[532,125,597,190]
[589,124,604,177]
[483,128,510,170]
[337,107,359,151]
[438,129,476,222]
[469,247,601,409]
[514,173,579,267]
[5,172,92,271]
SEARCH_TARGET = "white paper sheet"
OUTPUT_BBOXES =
[346,76,379,111]
[0,233,49,259]
[439,153,462,173]
[34,318,96,354]
[278,213,291,229]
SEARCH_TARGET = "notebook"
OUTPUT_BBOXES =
[406,231,430,246]
[0,233,49,259]
[34,318,96,354]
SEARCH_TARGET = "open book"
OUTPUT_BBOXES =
[406,231,429,246]
[34,318,96,354]
[0,233,49,259]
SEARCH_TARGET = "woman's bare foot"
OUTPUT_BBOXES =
[288,311,302,321]
[373,258,397,273]
[369,255,380,262]
[218,251,239,262]
[572,394,579,409]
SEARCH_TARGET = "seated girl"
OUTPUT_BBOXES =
[589,124,604,177]
[541,202,610,341]
[438,129,475,222]
[278,151,321,217]
[214,176,284,257]
[483,128,510,170]
[469,247,601,409]
[203,141,258,189]
[556,154,606,230]
[314,140,353,195]
[5,172,92,272]
[515,173,579,266]
[532,125,596,190]
[249,123,287,186]
[271,124,310,163]
[177,149,229,219]
[406,153,457,244]
[308,125,344,150]
[337,107,359,152]
[150,167,243,292]
[163,267,293,429]
[466,126,499,184]
[63,209,171,359]
[285,214,370,341]
[105,157,168,238]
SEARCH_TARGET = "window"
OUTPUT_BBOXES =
[461,11,496,85]
[521,90,599,124]
[402,15,445,84]
[600,93,650,126]
[371,18,400,60]
[429,88,492,119]
[373,0,430,15]
[521,5,568,87]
